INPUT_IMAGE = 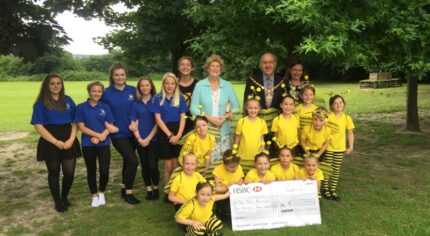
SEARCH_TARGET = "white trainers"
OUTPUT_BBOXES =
[91,196,99,207]
[98,193,106,205]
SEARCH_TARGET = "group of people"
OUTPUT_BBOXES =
[31,52,355,235]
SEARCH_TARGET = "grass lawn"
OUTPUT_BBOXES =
[0,81,429,235]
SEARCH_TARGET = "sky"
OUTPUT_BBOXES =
[55,12,114,55]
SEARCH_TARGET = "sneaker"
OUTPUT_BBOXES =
[124,194,141,205]
[98,193,106,205]
[91,196,100,207]
[331,192,341,201]
[145,191,153,200]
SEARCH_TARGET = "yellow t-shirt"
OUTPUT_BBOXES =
[270,163,300,181]
[170,172,206,202]
[295,103,318,130]
[236,116,268,160]
[213,164,244,185]
[175,197,215,224]
[179,132,216,166]
[327,112,355,152]
[301,124,331,151]
[244,168,276,183]
[271,114,300,148]
[297,167,324,181]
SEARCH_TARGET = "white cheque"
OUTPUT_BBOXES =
[229,180,321,231]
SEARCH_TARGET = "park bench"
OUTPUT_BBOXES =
[359,72,403,88]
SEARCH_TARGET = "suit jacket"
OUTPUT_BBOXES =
[243,72,286,110]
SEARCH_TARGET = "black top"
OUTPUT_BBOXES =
[179,79,198,110]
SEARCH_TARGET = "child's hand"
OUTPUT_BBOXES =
[91,137,100,145]
[191,221,205,231]
[345,147,353,155]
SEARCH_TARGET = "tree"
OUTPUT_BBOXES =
[267,0,430,131]
[0,0,70,61]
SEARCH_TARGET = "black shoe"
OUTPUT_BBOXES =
[121,188,125,199]
[331,192,341,201]
[153,189,160,200]
[62,199,72,208]
[54,202,67,213]
[145,191,153,200]
[124,194,141,205]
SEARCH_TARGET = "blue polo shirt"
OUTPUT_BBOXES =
[150,94,187,123]
[102,85,136,139]
[130,98,157,142]
[31,95,76,125]
[75,101,115,147]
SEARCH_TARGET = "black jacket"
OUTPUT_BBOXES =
[243,72,286,110]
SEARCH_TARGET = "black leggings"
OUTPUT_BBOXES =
[111,137,138,189]
[136,142,159,187]
[82,146,111,194]
[45,157,76,204]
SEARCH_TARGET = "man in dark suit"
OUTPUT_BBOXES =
[244,52,286,109]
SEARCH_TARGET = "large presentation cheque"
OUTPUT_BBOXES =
[229,180,321,231]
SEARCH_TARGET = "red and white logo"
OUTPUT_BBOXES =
[253,186,262,192]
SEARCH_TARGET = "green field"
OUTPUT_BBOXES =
[0,81,430,235]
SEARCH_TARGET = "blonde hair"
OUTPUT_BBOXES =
[312,106,328,119]
[203,54,225,73]
[160,72,180,107]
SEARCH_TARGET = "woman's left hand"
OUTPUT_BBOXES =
[63,138,74,149]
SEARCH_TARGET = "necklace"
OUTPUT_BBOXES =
[249,76,285,93]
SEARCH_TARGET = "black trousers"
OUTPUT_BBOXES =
[136,141,160,187]
[111,137,138,189]
[82,145,111,194]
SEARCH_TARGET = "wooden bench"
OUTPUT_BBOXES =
[359,72,403,88]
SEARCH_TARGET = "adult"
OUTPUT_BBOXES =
[190,54,240,161]
[31,73,81,212]
[285,56,309,102]
[177,56,198,133]
[102,63,140,205]
[244,52,285,109]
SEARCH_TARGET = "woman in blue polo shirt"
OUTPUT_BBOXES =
[151,72,187,189]
[102,63,140,205]
[31,73,81,213]
[129,76,159,200]
[75,81,117,207]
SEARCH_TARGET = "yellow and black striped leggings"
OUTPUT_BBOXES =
[322,151,344,194]
[185,217,223,236]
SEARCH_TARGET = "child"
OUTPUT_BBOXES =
[244,152,276,183]
[179,116,215,176]
[213,149,244,216]
[322,95,355,201]
[75,81,117,207]
[270,147,300,181]
[295,85,318,131]
[271,94,301,156]
[297,155,324,195]
[175,182,229,236]
[300,107,331,161]
[169,153,206,211]
[129,76,159,200]
[235,98,268,161]
[151,72,188,186]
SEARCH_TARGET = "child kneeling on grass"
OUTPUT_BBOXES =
[175,182,229,236]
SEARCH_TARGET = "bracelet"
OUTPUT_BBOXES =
[167,133,173,140]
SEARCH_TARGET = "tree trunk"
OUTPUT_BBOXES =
[170,43,187,76]
[406,75,420,131]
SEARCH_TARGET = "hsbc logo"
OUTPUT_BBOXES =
[232,186,264,194]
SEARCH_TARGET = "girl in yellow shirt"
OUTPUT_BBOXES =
[169,153,206,211]
[300,107,331,162]
[295,85,318,131]
[296,155,324,199]
[272,94,301,156]
[213,149,244,216]
[322,95,355,201]
[175,182,229,236]
[179,116,215,176]
[270,147,300,181]
[244,152,276,183]
[235,98,268,161]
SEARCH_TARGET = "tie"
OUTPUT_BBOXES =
[265,77,273,108]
